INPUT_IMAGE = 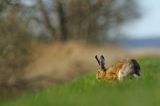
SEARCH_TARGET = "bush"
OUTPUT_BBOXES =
[0,15,32,86]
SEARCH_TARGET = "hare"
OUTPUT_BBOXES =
[95,55,140,80]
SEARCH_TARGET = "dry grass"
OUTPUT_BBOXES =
[0,16,32,97]
[22,41,130,88]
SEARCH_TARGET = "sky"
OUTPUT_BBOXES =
[23,0,160,39]
[123,0,160,39]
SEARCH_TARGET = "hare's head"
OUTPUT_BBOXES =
[95,55,107,80]
[96,69,106,80]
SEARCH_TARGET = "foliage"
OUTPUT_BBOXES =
[9,0,140,43]
[0,14,32,86]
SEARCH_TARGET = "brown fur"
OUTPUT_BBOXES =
[96,59,140,80]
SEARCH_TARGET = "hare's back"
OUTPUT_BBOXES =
[106,59,128,73]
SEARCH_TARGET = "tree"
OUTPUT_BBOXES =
[63,0,140,42]
[0,4,32,85]
[7,0,140,43]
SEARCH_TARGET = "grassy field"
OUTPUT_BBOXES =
[0,57,160,106]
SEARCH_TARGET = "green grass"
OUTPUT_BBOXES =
[1,57,160,106]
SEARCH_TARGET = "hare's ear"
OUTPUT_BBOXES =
[100,55,106,70]
[95,55,100,65]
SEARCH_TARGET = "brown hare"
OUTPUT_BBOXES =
[95,55,140,80]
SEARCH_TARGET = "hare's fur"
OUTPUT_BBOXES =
[96,58,140,80]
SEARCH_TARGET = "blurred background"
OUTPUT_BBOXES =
[0,0,159,96]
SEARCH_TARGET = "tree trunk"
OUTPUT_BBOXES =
[56,0,68,41]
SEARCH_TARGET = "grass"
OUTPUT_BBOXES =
[0,57,160,106]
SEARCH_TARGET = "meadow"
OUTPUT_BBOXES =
[0,57,160,106]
